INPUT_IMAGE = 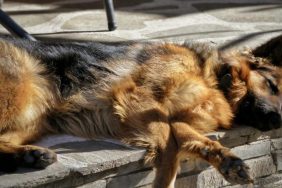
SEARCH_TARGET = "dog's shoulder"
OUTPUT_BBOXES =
[182,41,217,62]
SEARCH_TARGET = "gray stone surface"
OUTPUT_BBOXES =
[1,0,281,45]
[220,136,249,148]
[247,156,276,178]
[145,24,243,41]
[272,138,282,151]
[124,155,277,188]
[193,2,282,23]
[0,127,280,187]
[255,173,282,188]
[224,174,282,188]
[52,140,146,176]
[256,127,282,140]
[77,180,106,188]
[206,126,258,141]
[180,139,272,175]
[62,12,164,31]
[273,150,282,171]
[107,170,155,188]
[0,162,71,188]
[0,139,146,188]
[208,126,282,146]
[176,155,276,188]
[231,140,271,160]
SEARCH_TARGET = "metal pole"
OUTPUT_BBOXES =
[104,0,117,31]
[0,9,36,41]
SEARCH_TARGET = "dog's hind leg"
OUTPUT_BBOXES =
[0,129,57,172]
[105,78,180,188]
[170,121,253,185]
[152,130,179,188]
[0,40,58,172]
[121,113,180,188]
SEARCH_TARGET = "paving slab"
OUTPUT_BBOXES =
[272,138,282,151]
[1,0,281,45]
[0,126,280,188]
[52,140,146,176]
[175,155,276,188]
[0,136,146,188]
[0,162,71,188]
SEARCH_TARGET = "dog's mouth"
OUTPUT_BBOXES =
[234,93,282,131]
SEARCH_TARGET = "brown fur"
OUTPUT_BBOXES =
[0,39,281,187]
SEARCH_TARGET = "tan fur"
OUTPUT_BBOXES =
[0,41,56,134]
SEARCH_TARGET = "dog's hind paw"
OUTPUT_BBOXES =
[22,147,57,168]
[0,153,20,172]
[0,147,57,172]
[219,155,253,185]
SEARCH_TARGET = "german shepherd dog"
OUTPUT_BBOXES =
[0,36,281,188]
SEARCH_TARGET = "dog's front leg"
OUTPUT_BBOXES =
[170,121,253,185]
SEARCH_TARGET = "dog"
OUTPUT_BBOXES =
[0,36,281,188]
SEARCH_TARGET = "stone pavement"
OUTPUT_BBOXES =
[1,126,282,188]
[0,0,282,187]
[1,0,282,45]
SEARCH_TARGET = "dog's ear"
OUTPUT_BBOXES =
[253,35,282,67]
[216,50,252,94]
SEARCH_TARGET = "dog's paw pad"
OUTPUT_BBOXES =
[23,148,57,168]
[219,156,253,185]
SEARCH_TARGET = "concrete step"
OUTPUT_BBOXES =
[0,126,281,188]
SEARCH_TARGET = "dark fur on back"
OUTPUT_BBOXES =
[3,39,136,98]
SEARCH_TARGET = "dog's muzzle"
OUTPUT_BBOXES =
[235,93,282,131]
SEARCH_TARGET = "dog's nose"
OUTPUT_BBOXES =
[267,112,282,129]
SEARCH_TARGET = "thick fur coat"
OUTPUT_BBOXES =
[0,36,281,188]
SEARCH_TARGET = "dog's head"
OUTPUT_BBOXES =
[217,49,282,131]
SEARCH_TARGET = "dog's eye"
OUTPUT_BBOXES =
[266,79,279,95]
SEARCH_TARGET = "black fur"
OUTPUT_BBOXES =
[235,93,281,131]
[253,35,282,66]
[2,37,141,98]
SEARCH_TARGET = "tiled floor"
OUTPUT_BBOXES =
[1,0,282,47]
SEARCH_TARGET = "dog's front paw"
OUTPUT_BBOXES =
[219,155,253,185]
[22,147,57,168]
